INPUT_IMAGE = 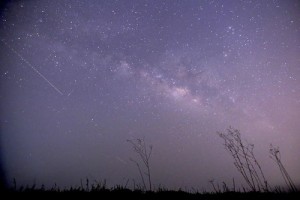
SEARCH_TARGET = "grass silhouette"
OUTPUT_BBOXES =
[3,180,299,200]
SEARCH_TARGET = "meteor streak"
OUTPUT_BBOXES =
[1,40,64,95]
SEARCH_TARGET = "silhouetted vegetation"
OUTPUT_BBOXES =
[217,126,298,193]
[217,127,269,191]
[127,138,153,191]
[3,179,299,200]
[270,144,297,192]
[2,128,298,199]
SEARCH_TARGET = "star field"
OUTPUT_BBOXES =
[0,0,300,190]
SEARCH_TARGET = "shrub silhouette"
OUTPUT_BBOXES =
[217,127,269,191]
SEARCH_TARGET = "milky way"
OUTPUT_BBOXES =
[0,0,300,190]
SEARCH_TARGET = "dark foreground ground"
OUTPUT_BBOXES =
[2,189,300,200]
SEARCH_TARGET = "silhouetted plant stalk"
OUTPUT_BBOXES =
[127,138,153,191]
[209,180,221,193]
[217,127,269,192]
[269,144,297,192]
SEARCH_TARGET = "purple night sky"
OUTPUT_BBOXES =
[0,0,299,190]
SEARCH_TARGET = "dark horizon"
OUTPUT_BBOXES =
[0,0,300,191]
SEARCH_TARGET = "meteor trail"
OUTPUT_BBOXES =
[1,40,64,95]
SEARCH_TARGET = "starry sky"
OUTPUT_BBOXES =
[0,0,300,190]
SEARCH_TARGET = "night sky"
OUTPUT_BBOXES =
[1,0,300,190]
